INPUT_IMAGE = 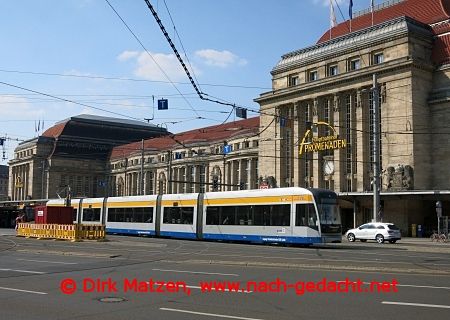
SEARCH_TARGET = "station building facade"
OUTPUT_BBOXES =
[255,0,450,234]
[7,114,167,201]
[108,117,260,196]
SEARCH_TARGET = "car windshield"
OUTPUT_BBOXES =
[318,204,341,225]
[387,224,399,230]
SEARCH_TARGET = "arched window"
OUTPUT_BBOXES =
[145,171,154,195]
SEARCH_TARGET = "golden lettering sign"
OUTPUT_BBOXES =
[299,121,347,155]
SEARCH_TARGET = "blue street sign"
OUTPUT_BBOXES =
[158,99,168,110]
[223,145,232,154]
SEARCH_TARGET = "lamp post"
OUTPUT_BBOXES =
[436,201,442,235]
[372,74,380,223]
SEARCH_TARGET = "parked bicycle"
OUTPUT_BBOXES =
[430,231,447,243]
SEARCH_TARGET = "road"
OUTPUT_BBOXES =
[0,232,449,320]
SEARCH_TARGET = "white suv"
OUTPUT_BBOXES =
[345,222,401,244]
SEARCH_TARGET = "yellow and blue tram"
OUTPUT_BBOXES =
[47,187,342,244]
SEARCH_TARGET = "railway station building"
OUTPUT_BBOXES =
[255,0,450,234]
[7,114,167,201]
[108,117,260,196]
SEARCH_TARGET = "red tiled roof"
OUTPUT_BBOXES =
[433,33,450,66]
[110,117,260,160]
[41,122,67,138]
[318,0,450,65]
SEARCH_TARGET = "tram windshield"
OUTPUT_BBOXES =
[318,202,341,233]
[318,203,340,225]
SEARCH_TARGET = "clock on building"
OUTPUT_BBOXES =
[323,159,335,176]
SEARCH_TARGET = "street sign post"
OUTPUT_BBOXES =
[436,201,442,234]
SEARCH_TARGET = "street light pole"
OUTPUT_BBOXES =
[41,159,46,199]
[140,139,144,195]
[372,74,381,222]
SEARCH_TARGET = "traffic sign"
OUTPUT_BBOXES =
[223,145,232,154]
[158,99,168,110]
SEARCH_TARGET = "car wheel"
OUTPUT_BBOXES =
[376,234,385,244]
[347,233,356,242]
[388,240,397,244]
[360,239,367,242]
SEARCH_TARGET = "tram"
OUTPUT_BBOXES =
[47,187,342,244]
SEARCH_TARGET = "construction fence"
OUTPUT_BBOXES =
[16,223,106,241]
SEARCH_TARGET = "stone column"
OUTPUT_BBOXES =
[312,98,320,188]
[293,102,300,187]
[333,94,343,192]
[356,89,365,191]
[247,158,252,190]
[238,159,243,189]
[193,165,198,193]
[275,107,282,187]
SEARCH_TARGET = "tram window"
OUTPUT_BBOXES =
[73,209,78,221]
[108,207,153,223]
[252,204,290,226]
[205,205,290,226]
[221,206,236,225]
[108,207,122,222]
[163,207,194,224]
[236,206,251,225]
[206,207,220,225]
[141,208,153,223]
[270,205,291,226]
[252,205,267,226]
[296,204,317,230]
[82,208,101,222]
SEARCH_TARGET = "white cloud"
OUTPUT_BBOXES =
[117,50,195,81]
[195,49,247,68]
[0,95,44,118]
[117,51,140,61]
[79,108,102,116]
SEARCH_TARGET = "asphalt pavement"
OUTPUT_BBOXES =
[1,229,449,320]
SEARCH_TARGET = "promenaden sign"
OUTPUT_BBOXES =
[299,121,347,155]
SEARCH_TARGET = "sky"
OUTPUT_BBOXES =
[0,0,381,164]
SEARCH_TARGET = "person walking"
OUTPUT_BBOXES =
[15,213,24,230]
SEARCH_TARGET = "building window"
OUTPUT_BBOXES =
[146,171,154,195]
[373,52,384,65]
[189,166,195,193]
[199,165,206,193]
[308,70,318,81]
[348,58,360,71]
[288,74,299,86]
[180,167,186,193]
[327,64,338,77]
